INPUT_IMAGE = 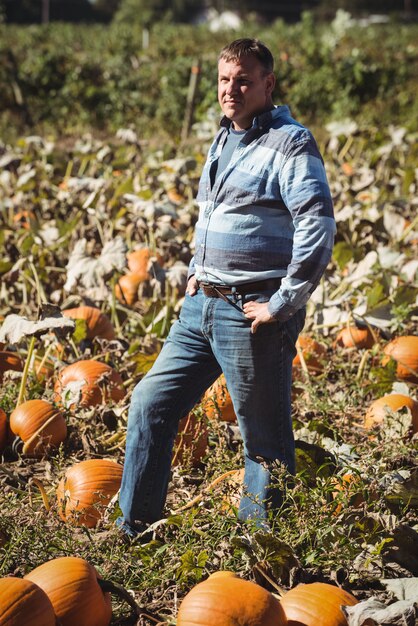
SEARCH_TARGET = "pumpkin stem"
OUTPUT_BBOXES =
[98,578,162,623]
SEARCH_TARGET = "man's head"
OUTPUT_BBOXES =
[218,38,276,131]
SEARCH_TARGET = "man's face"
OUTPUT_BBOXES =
[218,56,275,131]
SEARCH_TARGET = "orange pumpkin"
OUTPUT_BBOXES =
[56,458,123,527]
[173,412,209,466]
[334,325,376,349]
[280,582,358,626]
[115,273,141,306]
[0,350,23,382]
[0,576,57,626]
[9,399,67,456]
[25,556,112,626]
[62,306,116,341]
[293,336,327,374]
[54,360,126,409]
[382,336,418,383]
[177,571,286,626]
[204,570,237,580]
[203,374,237,422]
[364,393,418,434]
[0,408,8,452]
[127,247,164,280]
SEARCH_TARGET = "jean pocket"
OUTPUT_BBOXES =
[283,307,306,349]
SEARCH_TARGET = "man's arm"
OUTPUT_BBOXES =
[267,132,336,322]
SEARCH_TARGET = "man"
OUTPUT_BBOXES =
[118,38,335,539]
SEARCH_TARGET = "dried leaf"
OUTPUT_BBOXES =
[383,211,408,241]
[64,237,127,292]
[0,313,75,344]
[382,471,418,512]
[382,578,418,602]
[165,262,189,293]
[382,524,418,576]
[342,596,417,626]
[325,119,358,137]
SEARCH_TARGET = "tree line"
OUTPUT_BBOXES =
[1,0,416,26]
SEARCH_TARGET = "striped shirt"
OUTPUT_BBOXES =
[190,105,336,321]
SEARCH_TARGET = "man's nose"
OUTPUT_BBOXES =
[226,80,238,94]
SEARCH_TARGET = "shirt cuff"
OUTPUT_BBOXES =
[268,290,297,322]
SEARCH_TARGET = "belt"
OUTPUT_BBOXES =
[199,278,282,298]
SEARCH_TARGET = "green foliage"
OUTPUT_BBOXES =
[0,18,417,142]
[114,0,204,27]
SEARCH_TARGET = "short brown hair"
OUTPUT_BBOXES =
[218,38,274,74]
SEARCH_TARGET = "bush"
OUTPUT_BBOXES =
[0,17,417,142]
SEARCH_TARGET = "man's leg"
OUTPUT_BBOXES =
[210,292,306,523]
[119,291,221,533]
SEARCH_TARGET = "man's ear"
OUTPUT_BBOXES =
[266,72,276,95]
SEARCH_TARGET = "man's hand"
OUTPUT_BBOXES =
[243,301,275,334]
[186,275,199,296]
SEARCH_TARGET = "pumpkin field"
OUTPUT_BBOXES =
[1,16,418,626]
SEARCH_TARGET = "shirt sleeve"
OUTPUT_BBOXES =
[187,256,196,281]
[268,133,336,321]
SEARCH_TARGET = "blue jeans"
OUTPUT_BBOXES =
[119,288,305,533]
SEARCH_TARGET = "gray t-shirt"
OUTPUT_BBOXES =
[212,127,246,185]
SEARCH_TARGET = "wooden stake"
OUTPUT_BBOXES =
[181,59,201,143]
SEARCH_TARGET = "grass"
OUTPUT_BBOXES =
[1,336,416,623]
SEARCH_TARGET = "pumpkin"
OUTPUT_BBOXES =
[293,336,327,374]
[0,350,23,382]
[177,571,286,626]
[115,273,141,306]
[203,374,237,422]
[25,556,112,626]
[0,408,8,452]
[9,399,67,456]
[0,576,57,626]
[364,393,418,434]
[54,359,126,409]
[62,306,116,341]
[127,247,163,281]
[173,412,208,466]
[280,582,358,626]
[382,336,418,383]
[56,458,123,527]
[334,325,376,349]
